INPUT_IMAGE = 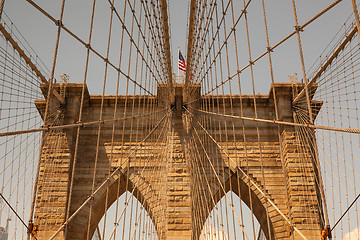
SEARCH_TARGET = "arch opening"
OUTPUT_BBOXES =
[199,191,267,240]
[194,168,276,240]
[67,169,164,240]
[91,190,159,240]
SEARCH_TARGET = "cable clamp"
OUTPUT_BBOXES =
[77,121,85,127]
[294,25,303,32]
[55,20,63,27]
[42,125,50,131]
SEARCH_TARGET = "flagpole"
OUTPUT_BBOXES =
[177,48,180,81]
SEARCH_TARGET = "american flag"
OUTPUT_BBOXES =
[178,50,186,72]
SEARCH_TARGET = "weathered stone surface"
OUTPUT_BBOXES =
[33,83,324,239]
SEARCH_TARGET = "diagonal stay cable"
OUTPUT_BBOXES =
[191,0,248,86]
[0,108,168,137]
[24,0,155,96]
[189,123,250,239]
[331,177,360,231]
[185,105,251,238]
[192,107,360,134]
[293,24,358,103]
[0,22,65,104]
[48,111,170,240]
[187,129,239,239]
[106,116,170,240]
[185,107,308,240]
[106,0,164,85]
[0,193,37,240]
[204,0,343,96]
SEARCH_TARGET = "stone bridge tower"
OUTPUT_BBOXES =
[33,82,324,239]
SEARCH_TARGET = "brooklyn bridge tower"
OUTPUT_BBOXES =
[0,0,360,239]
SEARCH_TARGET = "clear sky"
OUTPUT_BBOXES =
[2,0,355,95]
